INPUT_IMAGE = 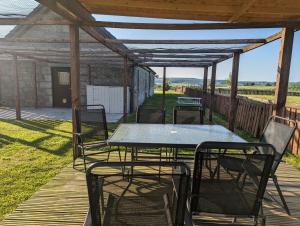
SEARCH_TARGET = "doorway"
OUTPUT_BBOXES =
[51,67,71,108]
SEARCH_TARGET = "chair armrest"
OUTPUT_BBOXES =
[74,132,84,144]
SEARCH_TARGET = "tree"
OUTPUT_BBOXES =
[226,72,232,87]
[164,79,171,91]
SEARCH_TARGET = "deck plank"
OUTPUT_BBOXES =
[1,154,300,226]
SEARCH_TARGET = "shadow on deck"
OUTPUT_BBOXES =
[1,153,300,226]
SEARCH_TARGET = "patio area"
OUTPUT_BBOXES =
[1,152,300,226]
[0,107,123,122]
[2,1,300,225]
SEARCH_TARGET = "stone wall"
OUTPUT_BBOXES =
[0,8,155,109]
[0,60,154,110]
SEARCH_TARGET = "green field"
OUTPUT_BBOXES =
[240,94,300,107]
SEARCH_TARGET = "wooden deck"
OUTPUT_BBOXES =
[1,153,300,226]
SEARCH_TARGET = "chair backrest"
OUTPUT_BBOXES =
[173,106,204,124]
[75,104,108,144]
[191,142,275,218]
[86,161,190,226]
[260,115,296,173]
[136,106,165,124]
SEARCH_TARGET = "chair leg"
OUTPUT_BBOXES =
[159,149,162,181]
[273,175,291,215]
[107,151,111,162]
[118,147,122,162]
[124,147,128,162]
[83,148,87,172]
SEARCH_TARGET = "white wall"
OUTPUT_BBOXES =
[86,85,130,114]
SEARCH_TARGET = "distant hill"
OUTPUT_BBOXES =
[155,77,300,86]
[155,77,226,86]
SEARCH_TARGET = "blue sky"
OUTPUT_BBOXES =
[95,14,300,82]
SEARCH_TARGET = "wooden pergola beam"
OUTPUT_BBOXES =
[135,54,231,59]
[0,38,101,43]
[138,59,215,63]
[0,51,121,59]
[0,38,266,44]
[36,0,132,61]
[242,31,282,53]
[0,46,116,53]
[0,51,126,65]
[0,17,71,25]
[139,62,210,67]
[274,28,294,116]
[106,39,266,44]
[228,52,240,131]
[229,0,256,22]
[85,20,300,30]
[131,49,241,54]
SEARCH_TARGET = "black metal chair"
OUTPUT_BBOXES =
[219,115,296,215]
[74,104,121,171]
[125,106,167,174]
[189,142,275,226]
[173,106,204,125]
[173,105,204,160]
[85,161,190,226]
[136,106,165,124]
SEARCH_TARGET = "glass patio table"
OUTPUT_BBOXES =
[107,123,246,148]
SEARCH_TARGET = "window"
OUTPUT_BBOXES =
[58,72,70,85]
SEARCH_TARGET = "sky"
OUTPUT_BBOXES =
[94,14,300,82]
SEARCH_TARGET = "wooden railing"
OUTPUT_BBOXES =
[212,88,300,96]
[185,87,300,155]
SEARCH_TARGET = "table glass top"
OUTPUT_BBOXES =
[107,124,246,147]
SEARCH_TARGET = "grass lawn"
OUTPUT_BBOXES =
[1,90,300,221]
[0,120,73,221]
[240,94,300,107]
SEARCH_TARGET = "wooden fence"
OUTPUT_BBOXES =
[185,87,300,155]
[208,88,300,96]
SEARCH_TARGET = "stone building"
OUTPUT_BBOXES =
[0,6,155,112]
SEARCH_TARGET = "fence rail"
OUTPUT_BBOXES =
[185,87,300,155]
[214,88,300,96]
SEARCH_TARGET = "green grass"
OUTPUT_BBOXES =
[285,153,300,169]
[240,94,300,107]
[0,120,73,221]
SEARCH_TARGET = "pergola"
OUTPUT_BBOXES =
[1,0,299,159]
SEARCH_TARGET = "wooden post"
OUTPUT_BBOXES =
[228,52,240,131]
[87,64,92,85]
[33,61,38,108]
[12,54,21,120]
[209,63,217,122]
[123,56,128,121]
[162,67,166,109]
[274,27,294,116]
[202,66,208,93]
[69,24,81,161]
